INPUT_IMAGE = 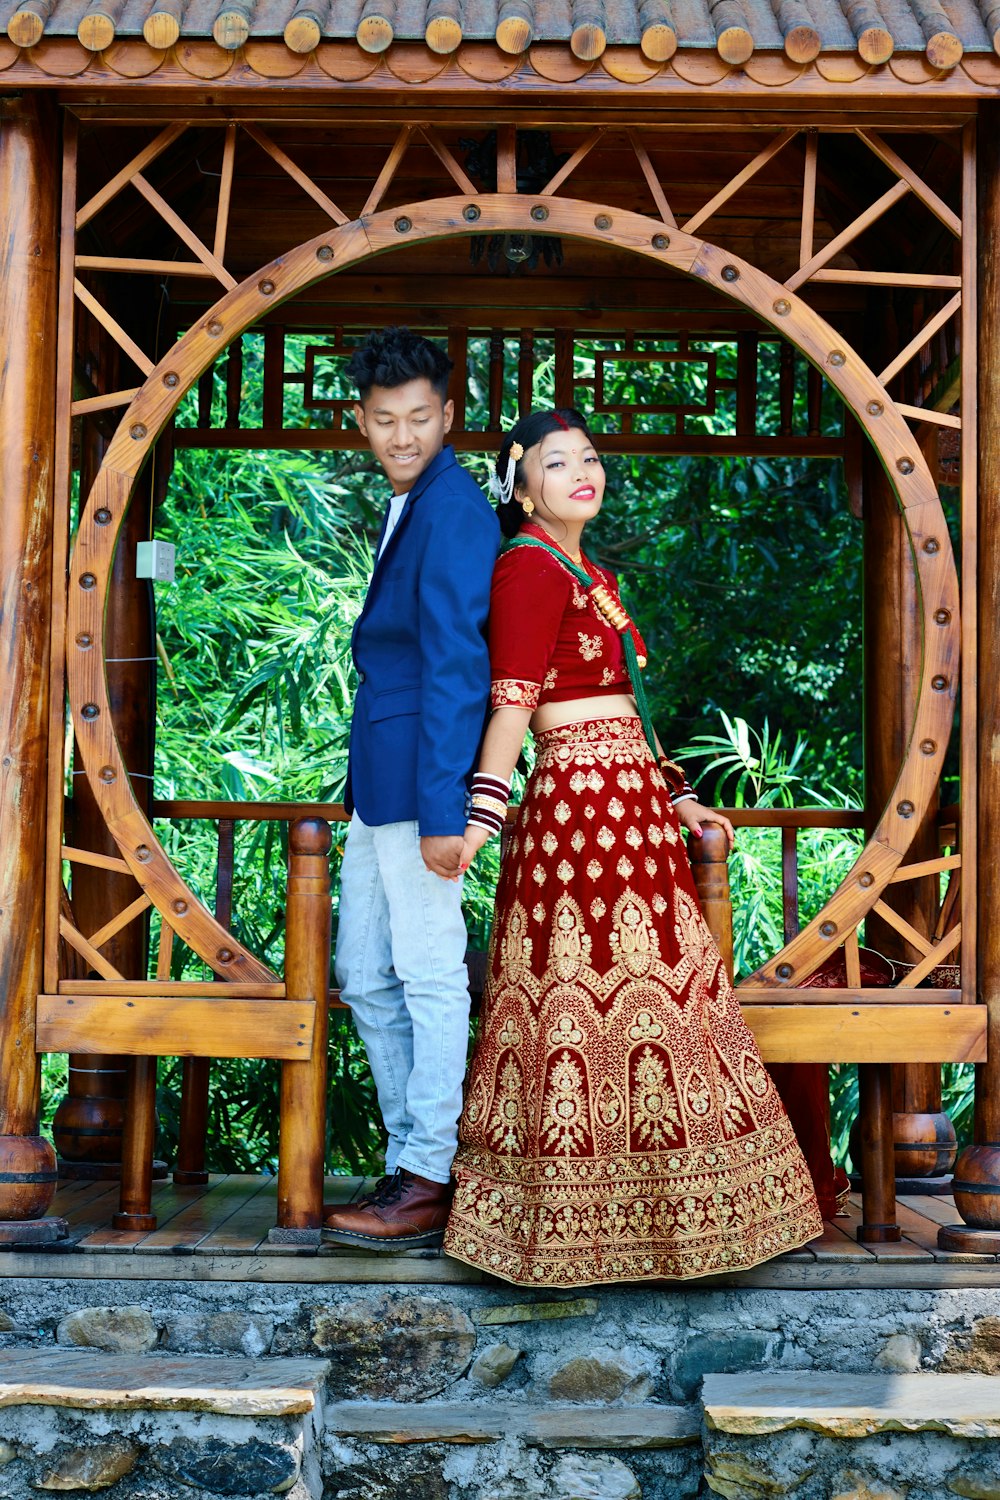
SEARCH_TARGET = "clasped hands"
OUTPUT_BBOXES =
[419,828,489,880]
[421,800,734,881]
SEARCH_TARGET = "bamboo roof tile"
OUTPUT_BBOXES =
[0,0,990,63]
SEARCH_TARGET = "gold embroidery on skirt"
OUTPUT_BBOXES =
[446,716,823,1286]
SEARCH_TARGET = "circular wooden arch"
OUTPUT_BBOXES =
[66,195,960,990]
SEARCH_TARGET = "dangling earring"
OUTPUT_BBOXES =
[521,498,535,515]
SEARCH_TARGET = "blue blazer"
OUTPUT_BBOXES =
[344,446,500,837]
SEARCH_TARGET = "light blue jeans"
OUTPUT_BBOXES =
[335,814,471,1185]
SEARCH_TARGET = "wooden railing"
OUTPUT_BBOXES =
[151,801,345,1212]
[53,811,331,1239]
[685,805,968,1245]
[137,797,979,1244]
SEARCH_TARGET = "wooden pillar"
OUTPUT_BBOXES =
[0,96,65,1239]
[943,104,1000,1251]
[53,420,156,1180]
[174,816,234,1186]
[270,817,331,1244]
[856,1063,901,1241]
[688,826,734,979]
[862,429,956,1189]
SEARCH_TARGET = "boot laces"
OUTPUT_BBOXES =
[366,1169,407,1208]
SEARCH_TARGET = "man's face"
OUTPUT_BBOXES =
[355,378,454,495]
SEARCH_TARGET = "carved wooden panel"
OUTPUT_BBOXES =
[56,119,969,1007]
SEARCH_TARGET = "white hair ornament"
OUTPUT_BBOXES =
[487,441,524,505]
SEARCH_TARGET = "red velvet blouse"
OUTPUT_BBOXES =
[488,524,648,713]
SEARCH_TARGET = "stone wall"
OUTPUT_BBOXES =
[1,1277,999,1498]
[5,1279,1000,1392]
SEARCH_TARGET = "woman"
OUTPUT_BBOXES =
[442,408,823,1287]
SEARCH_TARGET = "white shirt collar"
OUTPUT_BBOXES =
[378,491,409,558]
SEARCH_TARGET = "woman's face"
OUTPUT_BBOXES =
[516,427,606,530]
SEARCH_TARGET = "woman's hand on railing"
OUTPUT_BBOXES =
[676,800,736,853]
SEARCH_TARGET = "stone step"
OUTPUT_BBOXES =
[0,1346,328,1415]
[0,1349,329,1498]
[327,1398,700,1449]
[702,1372,1000,1500]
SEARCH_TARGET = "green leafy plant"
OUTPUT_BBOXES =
[676,709,863,978]
[46,331,966,1178]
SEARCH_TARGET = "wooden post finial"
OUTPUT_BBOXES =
[356,0,394,52]
[495,0,533,53]
[289,816,333,858]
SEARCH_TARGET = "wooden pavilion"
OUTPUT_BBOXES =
[1,0,1000,1275]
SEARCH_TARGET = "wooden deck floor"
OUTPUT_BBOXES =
[0,1176,996,1289]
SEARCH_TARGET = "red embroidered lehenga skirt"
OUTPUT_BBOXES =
[444,717,823,1287]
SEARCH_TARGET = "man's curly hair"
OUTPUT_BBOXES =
[346,326,453,403]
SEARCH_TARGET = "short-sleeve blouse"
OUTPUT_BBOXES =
[488,524,648,713]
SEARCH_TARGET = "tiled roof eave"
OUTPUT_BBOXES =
[1,0,992,69]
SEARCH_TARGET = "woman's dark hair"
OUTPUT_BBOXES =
[495,407,596,539]
[346,326,453,403]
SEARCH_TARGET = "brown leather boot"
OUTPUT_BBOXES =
[321,1169,453,1251]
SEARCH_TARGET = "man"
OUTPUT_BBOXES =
[323,327,500,1251]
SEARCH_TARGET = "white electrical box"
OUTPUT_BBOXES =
[136,540,176,583]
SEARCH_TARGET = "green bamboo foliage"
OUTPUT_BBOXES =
[43,333,967,1174]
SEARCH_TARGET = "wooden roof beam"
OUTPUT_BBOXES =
[212,0,254,49]
[878,290,962,385]
[638,0,677,60]
[980,0,1000,55]
[628,129,677,226]
[241,123,350,224]
[359,126,414,217]
[425,0,463,53]
[75,122,186,231]
[839,0,894,64]
[496,0,532,53]
[143,0,187,48]
[856,129,961,236]
[357,0,394,52]
[73,278,155,376]
[570,0,607,59]
[283,0,331,54]
[909,0,963,67]
[77,0,126,49]
[787,176,909,290]
[770,0,820,62]
[5,0,53,47]
[683,127,798,236]
[708,0,754,64]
